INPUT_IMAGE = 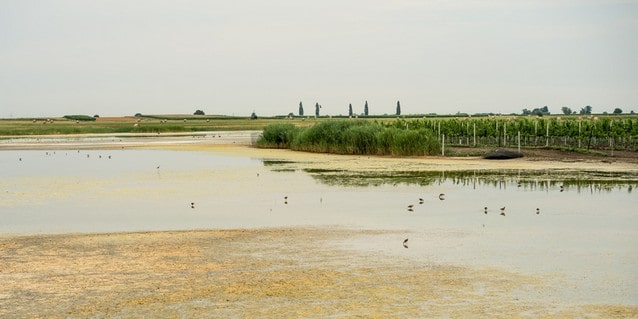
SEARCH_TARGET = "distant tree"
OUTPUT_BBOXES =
[299,101,304,116]
[364,101,369,116]
[134,113,142,117]
[194,110,205,115]
[561,107,573,115]
[348,104,353,116]
[521,108,531,115]
[631,110,636,115]
[250,112,258,120]
[315,102,321,117]
[580,105,592,114]
[613,108,623,114]
[396,101,401,116]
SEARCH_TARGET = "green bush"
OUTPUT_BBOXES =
[255,124,298,148]
[63,115,97,121]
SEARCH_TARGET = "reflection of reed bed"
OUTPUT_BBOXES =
[299,168,638,191]
[256,121,441,156]
[2,228,636,318]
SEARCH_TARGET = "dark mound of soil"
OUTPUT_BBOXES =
[483,150,524,160]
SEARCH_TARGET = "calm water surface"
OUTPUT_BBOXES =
[0,149,637,305]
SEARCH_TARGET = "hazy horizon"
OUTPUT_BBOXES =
[2,1,637,118]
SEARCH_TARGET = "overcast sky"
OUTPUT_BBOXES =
[1,0,637,118]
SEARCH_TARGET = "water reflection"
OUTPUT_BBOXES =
[300,168,637,193]
[1,149,637,305]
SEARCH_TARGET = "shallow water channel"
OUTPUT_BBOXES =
[1,148,637,305]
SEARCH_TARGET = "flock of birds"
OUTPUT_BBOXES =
[17,152,564,251]
[398,187,564,249]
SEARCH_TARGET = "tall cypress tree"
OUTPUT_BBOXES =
[364,101,369,116]
[348,104,353,117]
[315,102,321,117]
[299,101,304,116]
[396,100,401,116]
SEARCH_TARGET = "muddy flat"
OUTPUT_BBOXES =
[2,228,637,319]
[1,136,637,318]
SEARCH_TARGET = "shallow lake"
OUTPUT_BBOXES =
[1,148,637,305]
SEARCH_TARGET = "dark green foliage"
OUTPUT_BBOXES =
[63,115,96,121]
[561,107,573,115]
[522,106,550,116]
[255,124,297,148]
[580,105,593,114]
[299,102,304,116]
[348,104,353,117]
[364,101,369,116]
[396,101,401,116]
[257,120,440,156]
[194,110,205,115]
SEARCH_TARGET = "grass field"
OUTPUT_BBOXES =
[0,116,307,136]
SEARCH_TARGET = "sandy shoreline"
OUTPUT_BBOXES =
[2,135,637,317]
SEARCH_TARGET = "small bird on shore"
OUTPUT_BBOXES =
[484,207,488,214]
[190,202,195,209]
[284,196,288,204]
[403,238,409,248]
[407,204,414,209]
[536,208,540,215]
[438,193,445,200]
[500,207,506,216]
[560,185,565,192]
[418,198,424,204]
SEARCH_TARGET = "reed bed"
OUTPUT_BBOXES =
[256,121,440,156]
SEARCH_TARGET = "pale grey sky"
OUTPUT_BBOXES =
[1,0,637,118]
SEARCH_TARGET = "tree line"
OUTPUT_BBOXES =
[297,100,402,117]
